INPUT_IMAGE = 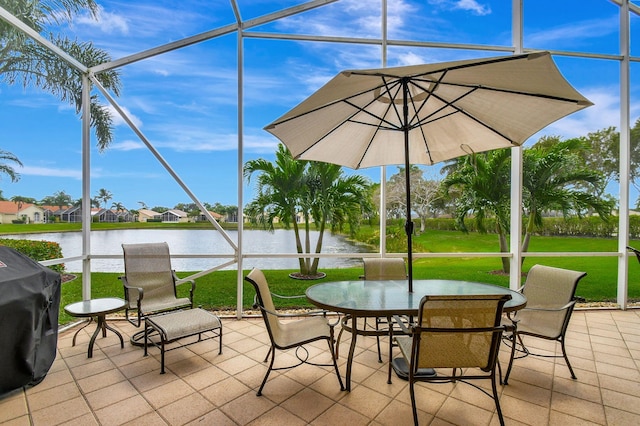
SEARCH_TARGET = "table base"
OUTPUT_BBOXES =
[391,357,436,380]
[71,315,124,358]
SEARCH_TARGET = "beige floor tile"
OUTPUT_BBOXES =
[27,381,81,412]
[157,392,215,426]
[94,394,154,425]
[219,391,276,424]
[279,387,337,422]
[310,402,370,426]
[76,368,127,393]
[551,392,607,424]
[14,311,640,425]
[604,406,640,425]
[435,395,494,425]
[0,390,28,423]
[246,406,308,426]
[184,408,235,425]
[142,378,195,409]
[31,395,92,425]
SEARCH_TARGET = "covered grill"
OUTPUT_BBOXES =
[0,246,61,394]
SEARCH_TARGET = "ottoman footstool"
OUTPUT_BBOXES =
[144,308,223,373]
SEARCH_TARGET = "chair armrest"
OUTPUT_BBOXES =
[270,291,306,300]
[173,271,196,301]
[119,276,144,302]
[522,299,576,313]
[392,315,412,334]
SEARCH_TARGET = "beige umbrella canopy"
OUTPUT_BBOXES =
[264,51,592,291]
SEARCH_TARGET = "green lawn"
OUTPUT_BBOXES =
[54,228,639,325]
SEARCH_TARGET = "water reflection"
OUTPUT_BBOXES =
[5,229,371,272]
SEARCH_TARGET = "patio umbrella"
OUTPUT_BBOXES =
[264,51,592,292]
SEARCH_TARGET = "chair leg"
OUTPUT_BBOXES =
[328,335,345,391]
[560,337,577,379]
[335,317,347,359]
[491,370,506,426]
[257,345,276,396]
[503,332,518,385]
[375,318,382,363]
[409,379,418,426]
[263,346,272,363]
[388,322,394,384]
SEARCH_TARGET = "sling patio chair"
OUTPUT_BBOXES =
[245,268,344,396]
[120,242,195,345]
[394,294,513,426]
[502,264,587,384]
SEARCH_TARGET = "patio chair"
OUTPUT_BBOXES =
[120,242,195,344]
[335,257,408,384]
[363,258,408,362]
[394,294,512,426]
[244,268,344,396]
[502,264,587,384]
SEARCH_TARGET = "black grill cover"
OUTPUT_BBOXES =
[0,246,61,395]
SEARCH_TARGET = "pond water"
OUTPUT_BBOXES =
[4,229,372,272]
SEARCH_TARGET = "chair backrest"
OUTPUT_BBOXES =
[363,258,407,280]
[122,242,177,300]
[519,264,586,335]
[522,264,586,308]
[412,294,511,372]
[245,268,283,345]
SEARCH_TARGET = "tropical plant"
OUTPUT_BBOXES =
[521,138,614,255]
[442,148,512,272]
[111,201,125,212]
[94,188,112,208]
[0,148,22,183]
[0,0,122,150]
[244,144,371,278]
[42,190,72,210]
[10,194,34,221]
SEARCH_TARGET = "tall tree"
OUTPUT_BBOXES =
[0,0,122,150]
[111,201,124,212]
[10,194,34,218]
[522,139,613,255]
[93,188,111,208]
[0,148,22,183]
[42,190,72,210]
[442,149,512,273]
[244,144,370,278]
[386,166,443,232]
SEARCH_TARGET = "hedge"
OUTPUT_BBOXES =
[0,238,65,273]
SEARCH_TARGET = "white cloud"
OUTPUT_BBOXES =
[110,140,146,151]
[106,105,143,128]
[526,16,618,47]
[428,0,491,16]
[20,166,82,180]
[537,86,625,139]
[75,6,129,35]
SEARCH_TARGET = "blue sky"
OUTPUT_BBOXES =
[1,0,639,210]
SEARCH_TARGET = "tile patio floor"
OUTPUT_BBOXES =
[2,309,640,425]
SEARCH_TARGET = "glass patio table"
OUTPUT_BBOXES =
[306,279,527,391]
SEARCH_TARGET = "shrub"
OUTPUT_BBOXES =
[0,239,65,273]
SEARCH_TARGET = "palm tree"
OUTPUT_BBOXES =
[244,144,370,278]
[111,201,125,213]
[0,0,121,150]
[306,161,371,275]
[442,149,512,273]
[0,148,22,182]
[10,195,33,220]
[95,188,112,209]
[244,144,308,274]
[522,139,613,255]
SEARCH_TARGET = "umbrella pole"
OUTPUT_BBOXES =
[402,78,414,293]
